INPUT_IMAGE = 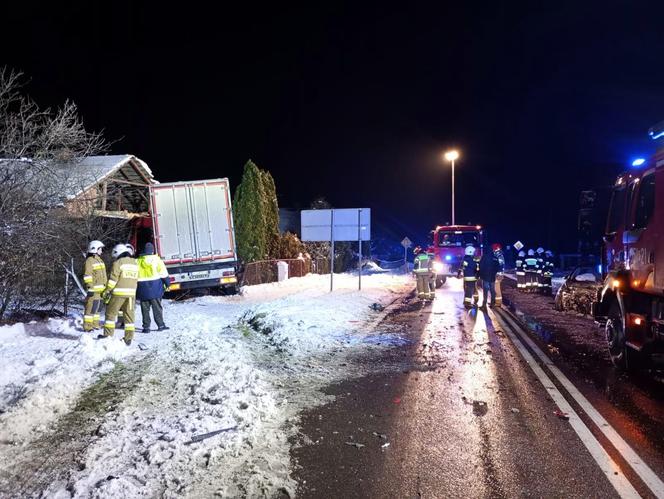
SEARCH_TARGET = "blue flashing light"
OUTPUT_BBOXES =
[632,158,646,167]
[445,254,452,262]
[597,264,603,274]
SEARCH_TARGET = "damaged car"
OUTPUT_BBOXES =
[554,266,601,316]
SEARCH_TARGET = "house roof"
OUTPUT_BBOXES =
[0,154,155,213]
[61,154,154,200]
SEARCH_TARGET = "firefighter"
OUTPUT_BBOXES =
[82,240,107,331]
[100,244,139,345]
[515,250,526,291]
[542,250,554,296]
[115,243,135,328]
[524,249,539,293]
[536,247,545,293]
[458,245,479,308]
[413,246,435,300]
[492,243,505,307]
[137,242,171,333]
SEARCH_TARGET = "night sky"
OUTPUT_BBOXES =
[4,2,664,253]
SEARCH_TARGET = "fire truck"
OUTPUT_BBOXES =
[592,121,664,369]
[427,224,484,287]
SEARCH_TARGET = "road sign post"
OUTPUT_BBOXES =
[301,208,371,292]
[358,209,362,291]
[401,237,412,273]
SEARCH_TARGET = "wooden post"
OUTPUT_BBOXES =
[101,182,107,211]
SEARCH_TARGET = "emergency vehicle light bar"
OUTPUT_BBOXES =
[649,120,664,140]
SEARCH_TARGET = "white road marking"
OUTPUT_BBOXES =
[485,309,641,498]
[496,308,664,498]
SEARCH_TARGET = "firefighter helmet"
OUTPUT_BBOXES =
[126,243,135,256]
[112,243,130,259]
[527,249,535,256]
[465,245,476,256]
[413,246,422,255]
[536,247,544,254]
[87,240,104,254]
[518,250,526,257]
[491,243,502,252]
[545,250,553,257]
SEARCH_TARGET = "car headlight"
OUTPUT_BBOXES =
[433,262,444,273]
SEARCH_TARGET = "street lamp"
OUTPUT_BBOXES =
[444,150,460,225]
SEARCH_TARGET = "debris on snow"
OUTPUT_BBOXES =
[185,426,238,445]
[472,400,488,416]
[345,441,366,449]
[554,410,570,421]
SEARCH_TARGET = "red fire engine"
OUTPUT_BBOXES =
[427,224,484,287]
[592,121,664,369]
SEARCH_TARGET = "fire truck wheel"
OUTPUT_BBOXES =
[605,308,628,370]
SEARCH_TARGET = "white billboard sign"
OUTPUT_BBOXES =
[301,208,371,242]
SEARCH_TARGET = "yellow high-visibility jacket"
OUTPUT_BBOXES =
[105,256,139,297]
[83,255,107,293]
[136,254,170,300]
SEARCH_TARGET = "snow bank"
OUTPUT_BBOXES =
[0,272,410,498]
[0,319,133,444]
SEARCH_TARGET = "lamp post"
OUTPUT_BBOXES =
[444,150,460,225]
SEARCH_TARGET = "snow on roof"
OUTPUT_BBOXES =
[61,155,154,200]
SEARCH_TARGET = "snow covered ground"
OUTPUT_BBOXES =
[0,273,410,498]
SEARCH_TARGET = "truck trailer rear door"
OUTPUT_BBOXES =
[149,179,236,265]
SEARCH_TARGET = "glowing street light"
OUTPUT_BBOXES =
[443,150,460,225]
[444,150,459,162]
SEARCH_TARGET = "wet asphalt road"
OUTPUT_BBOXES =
[292,279,663,498]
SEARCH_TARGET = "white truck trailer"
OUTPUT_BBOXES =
[145,178,238,293]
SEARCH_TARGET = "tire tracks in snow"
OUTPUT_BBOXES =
[0,353,155,498]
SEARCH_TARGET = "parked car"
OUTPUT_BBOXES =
[554,266,601,315]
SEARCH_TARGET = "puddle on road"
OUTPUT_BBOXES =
[513,311,555,344]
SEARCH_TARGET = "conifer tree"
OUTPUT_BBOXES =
[261,170,280,258]
[233,160,267,263]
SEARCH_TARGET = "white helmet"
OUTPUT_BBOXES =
[126,243,135,256]
[545,250,553,257]
[528,249,535,256]
[518,250,526,257]
[536,247,544,254]
[88,240,104,254]
[112,243,130,259]
[465,245,476,256]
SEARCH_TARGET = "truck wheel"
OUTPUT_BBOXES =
[605,307,628,370]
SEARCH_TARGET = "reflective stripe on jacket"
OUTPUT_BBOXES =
[461,255,479,281]
[105,257,138,296]
[83,255,107,293]
[136,254,170,300]
[524,257,539,271]
[413,253,434,273]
